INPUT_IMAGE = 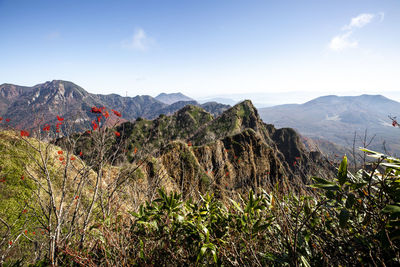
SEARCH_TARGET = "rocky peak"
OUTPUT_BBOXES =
[33,80,88,101]
[0,84,31,100]
[69,99,333,199]
[190,100,266,145]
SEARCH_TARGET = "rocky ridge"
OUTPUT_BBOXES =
[100,100,333,199]
[0,80,229,130]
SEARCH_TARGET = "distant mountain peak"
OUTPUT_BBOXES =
[0,80,230,130]
[155,92,194,104]
[259,93,400,155]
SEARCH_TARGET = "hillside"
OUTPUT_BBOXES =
[0,80,229,130]
[2,100,395,266]
[259,94,400,155]
[69,100,333,200]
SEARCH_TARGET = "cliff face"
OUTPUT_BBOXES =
[107,100,332,199]
[154,130,282,196]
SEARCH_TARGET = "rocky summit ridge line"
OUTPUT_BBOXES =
[70,100,333,199]
[0,80,229,130]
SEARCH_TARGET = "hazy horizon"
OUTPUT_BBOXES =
[4,78,400,107]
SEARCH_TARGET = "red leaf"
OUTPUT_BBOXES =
[111,109,122,117]
[20,130,30,137]
[114,131,121,137]
[57,150,63,155]
[91,107,102,113]
[5,118,10,122]
[92,120,98,131]
[57,116,64,121]
[79,151,83,156]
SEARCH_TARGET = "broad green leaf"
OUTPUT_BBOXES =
[300,255,311,267]
[139,239,145,259]
[229,198,243,213]
[382,163,400,169]
[211,248,217,263]
[338,155,348,186]
[197,246,207,262]
[382,204,400,214]
[359,148,384,156]
[309,183,339,191]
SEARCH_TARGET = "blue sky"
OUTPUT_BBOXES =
[0,0,399,103]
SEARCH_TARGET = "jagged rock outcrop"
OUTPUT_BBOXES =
[105,100,333,199]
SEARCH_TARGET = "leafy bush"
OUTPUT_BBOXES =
[1,107,399,265]
[74,150,400,266]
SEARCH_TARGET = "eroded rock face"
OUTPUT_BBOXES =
[114,100,333,199]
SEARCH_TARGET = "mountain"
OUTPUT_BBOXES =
[259,94,400,155]
[155,92,194,104]
[198,97,238,106]
[0,84,34,114]
[0,80,229,130]
[69,100,333,198]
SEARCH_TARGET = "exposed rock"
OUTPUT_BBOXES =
[100,100,334,198]
[0,80,230,130]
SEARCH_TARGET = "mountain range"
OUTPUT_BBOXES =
[0,80,229,130]
[259,94,400,155]
[1,80,399,158]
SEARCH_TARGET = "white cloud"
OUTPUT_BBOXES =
[329,31,358,51]
[122,28,153,51]
[329,12,384,52]
[343,13,375,30]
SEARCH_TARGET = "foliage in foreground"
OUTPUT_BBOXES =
[50,151,399,266]
[1,108,399,265]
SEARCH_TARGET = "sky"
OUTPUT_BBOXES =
[0,0,399,104]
